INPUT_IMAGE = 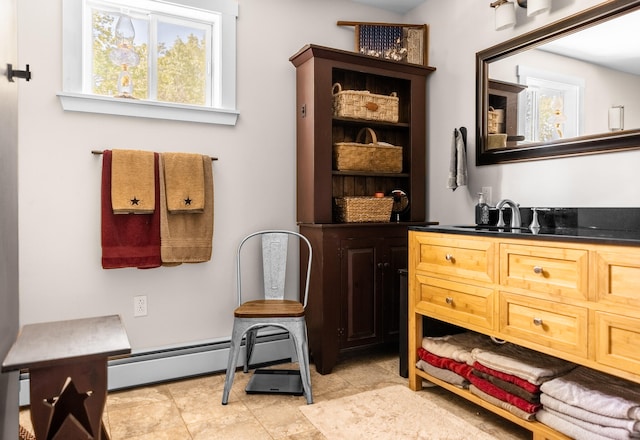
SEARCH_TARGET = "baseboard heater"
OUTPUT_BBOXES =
[18,332,294,406]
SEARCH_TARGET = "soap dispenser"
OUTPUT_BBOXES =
[475,193,490,225]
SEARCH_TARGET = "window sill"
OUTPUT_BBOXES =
[57,92,239,125]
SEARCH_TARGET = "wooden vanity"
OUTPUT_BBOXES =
[408,227,640,440]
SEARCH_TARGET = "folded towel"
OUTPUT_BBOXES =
[421,331,496,365]
[540,393,640,433]
[469,385,537,421]
[111,149,156,214]
[101,150,161,269]
[417,348,473,379]
[540,366,640,420]
[446,128,467,191]
[159,154,214,264]
[541,407,640,440]
[416,359,469,388]
[537,409,614,440]
[472,369,540,403]
[467,373,542,414]
[471,343,576,385]
[162,152,205,213]
[473,361,540,394]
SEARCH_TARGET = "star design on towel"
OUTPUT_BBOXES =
[184,197,192,206]
[130,197,140,206]
[43,378,94,439]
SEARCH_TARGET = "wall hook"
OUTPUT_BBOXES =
[7,64,31,82]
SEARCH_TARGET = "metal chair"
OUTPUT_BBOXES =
[221,230,313,405]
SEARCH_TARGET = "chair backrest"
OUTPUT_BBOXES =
[236,230,312,307]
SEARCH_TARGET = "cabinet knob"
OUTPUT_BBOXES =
[445,297,454,305]
[445,254,454,262]
[533,266,543,274]
[533,317,543,326]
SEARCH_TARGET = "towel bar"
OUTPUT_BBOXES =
[91,150,218,161]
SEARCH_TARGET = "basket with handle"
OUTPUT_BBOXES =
[332,83,399,122]
[333,127,403,173]
[334,196,394,223]
[488,106,500,134]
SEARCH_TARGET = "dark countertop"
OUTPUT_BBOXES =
[411,207,640,245]
[410,224,640,246]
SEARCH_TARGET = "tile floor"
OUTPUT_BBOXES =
[20,348,530,439]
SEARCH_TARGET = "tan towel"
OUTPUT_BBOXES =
[159,154,214,264]
[111,149,156,214]
[162,152,205,213]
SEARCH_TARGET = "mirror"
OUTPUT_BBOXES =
[476,0,640,165]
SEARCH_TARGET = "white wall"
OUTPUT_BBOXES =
[16,0,402,352]
[410,0,640,225]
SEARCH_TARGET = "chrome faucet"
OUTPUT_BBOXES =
[496,199,521,228]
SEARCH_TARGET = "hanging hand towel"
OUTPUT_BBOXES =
[446,128,468,191]
[456,127,468,188]
[111,149,156,214]
[159,154,214,264]
[162,152,205,213]
[101,150,162,269]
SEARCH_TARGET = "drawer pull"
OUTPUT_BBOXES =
[533,266,544,274]
[533,317,543,326]
[445,254,454,262]
[445,297,454,305]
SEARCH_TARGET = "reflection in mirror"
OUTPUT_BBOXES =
[477,0,640,165]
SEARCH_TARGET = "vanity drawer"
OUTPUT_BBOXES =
[498,292,588,358]
[594,312,640,377]
[499,243,588,300]
[413,234,495,284]
[414,274,494,331]
[594,247,640,309]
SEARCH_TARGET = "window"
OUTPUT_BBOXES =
[59,0,238,125]
[517,65,584,143]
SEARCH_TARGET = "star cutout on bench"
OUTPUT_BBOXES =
[43,377,94,439]
[130,197,140,206]
[184,197,192,206]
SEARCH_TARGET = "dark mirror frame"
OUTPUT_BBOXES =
[476,0,640,166]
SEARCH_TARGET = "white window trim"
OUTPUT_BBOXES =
[59,0,239,125]
[517,65,585,143]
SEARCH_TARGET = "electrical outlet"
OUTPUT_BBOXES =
[134,295,147,317]
[481,186,493,206]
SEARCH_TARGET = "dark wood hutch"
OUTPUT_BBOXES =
[290,44,435,374]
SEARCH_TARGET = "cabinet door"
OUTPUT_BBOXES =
[340,237,383,348]
[383,237,408,341]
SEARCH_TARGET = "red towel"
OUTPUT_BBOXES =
[101,150,162,269]
[473,361,540,394]
[417,348,473,379]
[467,373,542,414]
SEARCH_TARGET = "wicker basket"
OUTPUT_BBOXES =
[334,196,393,223]
[332,83,399,123]
[488,106,500,134]
[333,127,403,173]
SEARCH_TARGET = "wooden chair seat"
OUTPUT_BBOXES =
[234,300,305,318]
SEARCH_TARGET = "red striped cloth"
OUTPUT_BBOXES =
[473,361,540,394]
[468,372,542,414]
[417,347,473,379]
